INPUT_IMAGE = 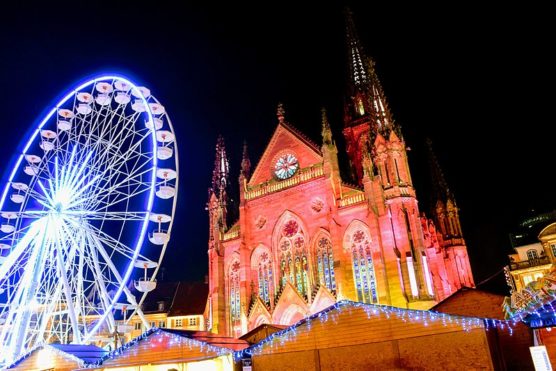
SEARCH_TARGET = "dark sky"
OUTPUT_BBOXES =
[0,2,553,286]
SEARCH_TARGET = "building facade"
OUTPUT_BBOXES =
[207,12,474,338]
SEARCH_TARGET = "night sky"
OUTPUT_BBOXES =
[0,2,552,287]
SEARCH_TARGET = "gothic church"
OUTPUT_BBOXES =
[207,11,474,338]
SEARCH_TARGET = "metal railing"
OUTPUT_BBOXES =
[509,256,551,270]
[245,163,324,200]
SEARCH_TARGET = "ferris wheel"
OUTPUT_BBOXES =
[0,75,178,365]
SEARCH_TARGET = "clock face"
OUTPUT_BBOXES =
[274,153,299,180]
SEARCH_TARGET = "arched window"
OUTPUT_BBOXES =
[257,252,273,305]
[527,249,538,261]
[278,219,310,298]
[345,225,378,304]
[316,236,336,292]
[229,260,241,337]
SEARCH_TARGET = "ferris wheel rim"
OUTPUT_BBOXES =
[0,74,177,358]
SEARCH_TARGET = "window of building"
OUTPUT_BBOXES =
[551,244,556,258]
[421,252,434,296]
[175,318,182,327]
[188,317,197,326]
[150,321,156,328]
[158,321,165,328]
[527,249,539,261]
[534,272,544,280]
[229,260,241,337]
[346,225,378,304]
[523,275,533,286]
[256,252,273,305]
[134,322,141,331]
[316,236,336,292]
[278,220,310,298]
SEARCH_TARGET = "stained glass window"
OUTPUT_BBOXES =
[278,219,310,298]
[316,236,336,292]
[348,228,378,303]
[229,260,241,337]
[257,252,273,305]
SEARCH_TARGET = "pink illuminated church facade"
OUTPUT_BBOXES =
[206,12,474,338]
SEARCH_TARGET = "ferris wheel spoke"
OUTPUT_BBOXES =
[86,186,153,216]
[34,276,64,346]
[0,221,43,282]
[72,133,153,203]
[84,235,116,333]
[83,221,147,260]
[1,221,50,360]
[52,220,83,343]
[82,228,149,342]
[66,149,152,211]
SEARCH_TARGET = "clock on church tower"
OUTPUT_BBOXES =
[274,153,299,180]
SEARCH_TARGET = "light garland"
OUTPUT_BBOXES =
[6,343,88,369]
[510,297,556,328]
[89,328,232,367]
[235,300,519,360]
[6,301,523,368]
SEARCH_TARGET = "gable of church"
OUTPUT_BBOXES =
[249,123,323,185]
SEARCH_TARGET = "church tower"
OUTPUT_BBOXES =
[206,9,475,338]
[426,139,474,289]
[342,9,434,307]
[207,135,229,334]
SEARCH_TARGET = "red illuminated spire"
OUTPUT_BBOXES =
[344,8,397,137]
[240,140,251,180]
[211,135,229,203]
[321,107,333,145]
[426,138,452,204]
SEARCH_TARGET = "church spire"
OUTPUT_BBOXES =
[211,135,229,204]
[240,140,251,180]
[426,138,451,204]
[427,138,464,243]
[344,8,397,137]
[208,135,230,246]
[321,107,332,145]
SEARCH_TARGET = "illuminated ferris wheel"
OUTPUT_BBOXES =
[0,75,178,365]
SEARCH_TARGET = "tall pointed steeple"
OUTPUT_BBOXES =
[211,135,229,200]
[321,107,332,145]
[426,138,463,242]
[344,8,397,138]
[240,141,251,180]
[426,138,451,205]
[209,135,229,232]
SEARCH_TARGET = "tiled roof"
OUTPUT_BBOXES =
[168,282,209,316]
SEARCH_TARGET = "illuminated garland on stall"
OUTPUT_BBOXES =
[510,297,556,328]
[6,344,88,369]
[5,301,522,368]
[89,327,232,367]
[235,300,519,360]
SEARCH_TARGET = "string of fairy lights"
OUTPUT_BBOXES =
[8,300,525,368]
[90,328,232,366]
[7,344,88,369]
[236,300,519,360]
